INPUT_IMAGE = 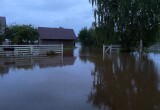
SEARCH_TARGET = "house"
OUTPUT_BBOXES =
[0,16,6,35]
[38,27,77,47]
[149,41,160,51]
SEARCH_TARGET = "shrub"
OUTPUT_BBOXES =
[46,51,56,56]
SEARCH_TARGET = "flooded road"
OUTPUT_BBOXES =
[0,44,160,110]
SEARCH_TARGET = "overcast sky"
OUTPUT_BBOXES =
[0,0,94,35]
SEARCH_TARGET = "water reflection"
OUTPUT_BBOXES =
[0,50,76,76]
[79,47,160,110]
[1,45,160,110]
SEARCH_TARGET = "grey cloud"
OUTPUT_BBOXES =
[16,0,84,12]
[0,0,94,35]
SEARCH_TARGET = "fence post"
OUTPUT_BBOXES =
[61,43,64,64]
[110,45,112,53]
[103,44,105,60]
[30,45,33,54]
[62,43,63,55]
[103,44,105,54]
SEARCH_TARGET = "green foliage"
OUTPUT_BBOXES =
[78,27,94,46]
[0,35,4,44]
[0,20,5,44]
[89,0,160,51]
[4,24,38,44]
[78,27,117,47]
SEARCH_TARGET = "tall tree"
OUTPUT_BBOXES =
[89,0,160,51]
[79,27,93,46]
[5,24,38,44]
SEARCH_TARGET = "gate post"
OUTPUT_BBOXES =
[110,45,112,53]
[103,44,105,54]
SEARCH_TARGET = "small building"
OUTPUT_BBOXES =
[0,16,6,35]
[149,41,160,51]
[38,27,77,47]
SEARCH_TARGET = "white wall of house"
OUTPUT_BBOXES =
[149,42,160,50]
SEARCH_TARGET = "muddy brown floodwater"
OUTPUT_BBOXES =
[0,43,160,110]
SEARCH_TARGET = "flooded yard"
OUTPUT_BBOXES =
[0,44,160,110]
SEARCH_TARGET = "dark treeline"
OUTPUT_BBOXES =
[79,0,160,51]
[0,24,38,44]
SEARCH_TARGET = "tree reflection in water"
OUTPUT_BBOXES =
[79,47,160,110]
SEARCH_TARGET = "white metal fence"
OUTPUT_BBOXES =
[103,45,121,54]
[0,44,63,56]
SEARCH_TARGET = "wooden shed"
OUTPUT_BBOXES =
[38,27,77,47]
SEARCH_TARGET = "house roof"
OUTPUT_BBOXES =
[38,27,77,40]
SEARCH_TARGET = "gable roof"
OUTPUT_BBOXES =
[38,27,77,40]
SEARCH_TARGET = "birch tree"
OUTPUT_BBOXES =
[89,0,160,51]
